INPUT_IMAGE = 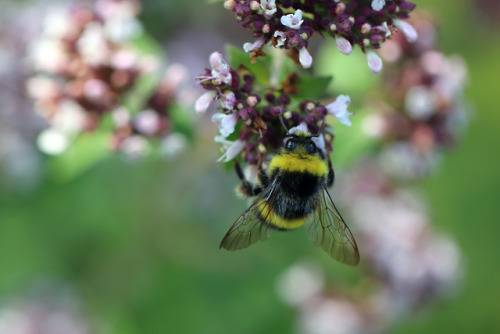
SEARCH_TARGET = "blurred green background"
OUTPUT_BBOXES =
[1,0,499,333]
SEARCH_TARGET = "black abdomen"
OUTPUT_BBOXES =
[280,172,320,198]
[270,172,321,222]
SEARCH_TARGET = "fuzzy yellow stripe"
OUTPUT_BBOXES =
[268,153,328,177]
[258,203,309,230]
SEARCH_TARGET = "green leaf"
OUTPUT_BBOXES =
[169,103,195,142]
[226,44,271,87]
[293,74,332,101]
[129,32,164,59]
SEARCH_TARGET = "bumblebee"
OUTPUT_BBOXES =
[220,124,360,266]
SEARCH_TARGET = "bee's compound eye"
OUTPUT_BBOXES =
[286,139,297,150]
[305,142,316,154]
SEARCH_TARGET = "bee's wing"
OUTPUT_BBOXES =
[219,178,280,251]
[305,186,360,266]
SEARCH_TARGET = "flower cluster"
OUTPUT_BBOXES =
[196,51,353,164]
[276,14,468,334]
[26,0,187,158]
[223,0,416,72]
[0,286,95,334]
[362,14,469,180]
[338,162,462,304]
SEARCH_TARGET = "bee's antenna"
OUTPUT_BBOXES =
[278,113,289,133]
[312,117,327,137]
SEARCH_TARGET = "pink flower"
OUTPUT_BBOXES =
[366,50,383,73]
[209,51,232,85]
[220,91,236,110]
[215,136,246,162]
[195,91,215,113]
[260,0,277,16]
[243,38,265,53]
[212,113,237,137]
[393,19,418,43]
[335,37,353,55]
[299,47,312,68]
[273,31,287,47]
[325,95,354,126]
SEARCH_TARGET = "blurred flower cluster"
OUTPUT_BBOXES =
[0,283,95,334]
[26,0,190,158]
[196,50,353,164]
[276,14,468,334]
[223,0,416,71]
[363,13,469,180]
[0,3,48,192]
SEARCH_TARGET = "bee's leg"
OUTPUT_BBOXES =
[257,164,269,188]
[234,160,261,197]
[254,152,269,191]
[327,154,335,187]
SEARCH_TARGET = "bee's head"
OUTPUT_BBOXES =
[284,134,317,154]
[282,123,325,157]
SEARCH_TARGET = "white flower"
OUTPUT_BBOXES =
[104,18,142,43]
[404,86,438,120]
[212,113,237,137]
[209,51,232,85]
[276,261,324,306]
[195,91,215,113]
[51,100,86,134]
[29,38,68,73]
[221,91,236,110]
[273,30,287,47]
[43,9,73,38]
[260,0,277,16]
[366,50,383,73]
[133,109,160,135]
[243,38,265,53]
[393,19,418,43]
[111,49,137,70]
[111,107,131,127]
[120,135,151,159]
[209,51,225,70]
[312,134,326,155]
[195,90,235,114]
[25,76,61,100]
[95,0,143,42]
[335,37,353,55]
[375,22,392,37]
[215,136,246,162]
[299,47,312,68]
[77,22,110,66]
[371,0,391,11]
[95,0,140,21]
[37,128,70,155]
[288,122,309,135]
[161,133,187,159]
[325,95,353,126]
[281,9,303,30]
